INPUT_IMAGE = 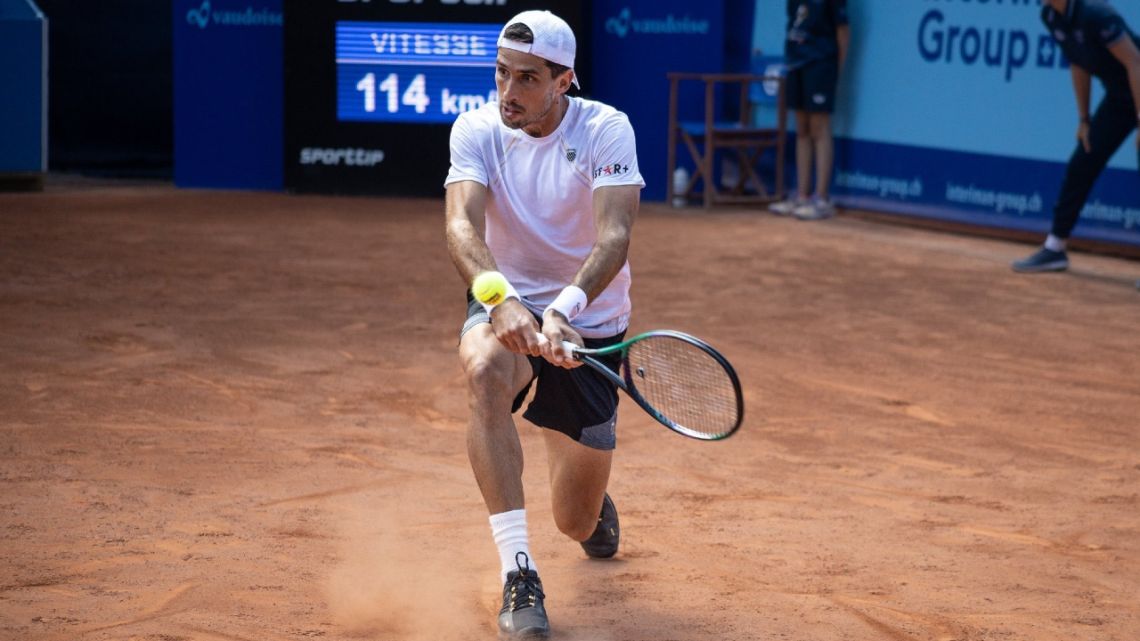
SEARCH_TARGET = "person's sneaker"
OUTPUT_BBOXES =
[498,552,549,639]
[793,197,836,220]
[1011,247,1068,273]
[768,196,806,216]
[579,493,619,559]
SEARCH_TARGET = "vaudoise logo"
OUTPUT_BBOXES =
[604,7,711,39]
[186,0,283,30]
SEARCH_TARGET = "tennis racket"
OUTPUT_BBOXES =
[542,330,744,440]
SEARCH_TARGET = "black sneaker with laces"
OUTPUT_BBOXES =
[579,493,619,559]
[498,552,549,639]
[1011,247,1068,273]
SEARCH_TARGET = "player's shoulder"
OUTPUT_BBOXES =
[569,97,635,134]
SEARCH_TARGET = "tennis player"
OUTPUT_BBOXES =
[443,10,644,639]
[1012,0,1140,273]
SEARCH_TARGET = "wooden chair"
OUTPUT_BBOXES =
[666,63,787,208]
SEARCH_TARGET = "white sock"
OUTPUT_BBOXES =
[489,509,535,583]
[1044,234,1067,252]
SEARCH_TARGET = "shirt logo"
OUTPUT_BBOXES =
[593,163,629,179]
[566,148,577,162]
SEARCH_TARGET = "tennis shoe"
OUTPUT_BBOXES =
[498,552,549,639]
[768,196,806,216]
[1011,248,1068,273]
[579,493,620,559]
[793,197,836,220]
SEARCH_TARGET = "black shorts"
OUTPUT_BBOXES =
[462,294,625,450]
[786,57,838,113]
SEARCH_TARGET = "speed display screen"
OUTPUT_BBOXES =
[284,0,581,196]
[336,22,499,123]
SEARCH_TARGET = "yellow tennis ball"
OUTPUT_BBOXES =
[472,271,509,305]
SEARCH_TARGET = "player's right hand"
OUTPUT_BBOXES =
[489,299,544,356]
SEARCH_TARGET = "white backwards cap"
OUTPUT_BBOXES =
[497,10,579,89]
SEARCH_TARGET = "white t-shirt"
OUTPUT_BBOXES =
[445,96,645,338]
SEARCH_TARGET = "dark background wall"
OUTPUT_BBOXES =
[39,1,173,176]
[34,1,751,184]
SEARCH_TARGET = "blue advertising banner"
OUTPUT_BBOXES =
[591,0,724,201]
[173,0,283,190]
[834,139,1139,246]
[753,0,1140,246]
[0,0,46,175]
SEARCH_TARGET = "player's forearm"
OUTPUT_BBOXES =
[574,186,638,301]
[444,185,494,284]
[572,231,631,301]
[446,218,497,284]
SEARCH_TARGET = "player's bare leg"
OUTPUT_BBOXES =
[460,323,550,638]
[543,430,618,557]
[459,324,533,514]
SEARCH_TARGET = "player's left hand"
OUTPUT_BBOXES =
[539,310,584,369]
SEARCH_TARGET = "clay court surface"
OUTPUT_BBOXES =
[2,180,1138,641]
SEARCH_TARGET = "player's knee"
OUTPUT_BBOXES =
[553,509,594,541]
[461,353,515,404]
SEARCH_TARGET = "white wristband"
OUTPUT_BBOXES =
[546,285,588,322]
[480,281,520,314]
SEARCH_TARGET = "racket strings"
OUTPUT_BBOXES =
[626,338,739,437]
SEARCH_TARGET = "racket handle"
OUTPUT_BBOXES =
[534,333,580,354]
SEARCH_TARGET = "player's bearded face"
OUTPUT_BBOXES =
[499,85,557,131]
[495,50,566,134]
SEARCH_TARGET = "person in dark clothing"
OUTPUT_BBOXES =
[1013,0,1140,273]
[768,0,850,220]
